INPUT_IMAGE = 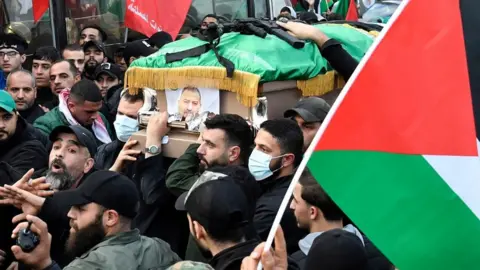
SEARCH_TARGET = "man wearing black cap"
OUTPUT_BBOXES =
[9,171,181,270]
[176,172,262,270]
[0,33,28,89]
[46,125,97,190]
[83,40,108,80]
[148,31,173,50]
[123,40,156,67]
[284,97,331,152]
[94,62,123,98]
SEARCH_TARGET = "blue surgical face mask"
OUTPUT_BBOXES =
[114,114,139,142]
[248,148,286,181]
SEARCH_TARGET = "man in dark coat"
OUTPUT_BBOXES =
[249,119,308,254]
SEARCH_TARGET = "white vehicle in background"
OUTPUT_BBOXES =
[360,0,402,23]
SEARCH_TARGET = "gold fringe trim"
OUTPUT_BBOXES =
[296,71,345,96]
[341,23,378,38]
[124,66,261,107]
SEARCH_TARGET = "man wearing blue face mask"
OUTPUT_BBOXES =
[95,90,144,171]
[95,89,188,257]
[249,119,308,255]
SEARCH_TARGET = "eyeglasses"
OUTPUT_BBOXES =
[0,51,19,58]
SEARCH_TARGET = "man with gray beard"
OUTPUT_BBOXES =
[46,125,97,190]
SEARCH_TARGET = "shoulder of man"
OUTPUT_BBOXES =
[33,107,64,131]
[166,261,214,270]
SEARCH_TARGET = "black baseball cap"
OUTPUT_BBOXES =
[305,229,368,270]
[284,97,331,123]
[148,31,173,49]
[60,170,139,219]
[94,63,123,81]
[123,40,156,64]
[176,173,250,234]
[49,125,98,157]
[83,40,106,55]
[0,33,28,54]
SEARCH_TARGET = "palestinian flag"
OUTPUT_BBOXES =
[307,0,480,269]
[320,0,334,14]
[333,0,358,20]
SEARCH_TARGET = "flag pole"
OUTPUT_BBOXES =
[124,27,129,43]
[49,0,56,47]
[255,1,411,269]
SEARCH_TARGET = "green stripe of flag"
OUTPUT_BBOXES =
[308,150,480,270]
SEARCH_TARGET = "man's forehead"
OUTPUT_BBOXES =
[82,28,100,35]
[255,129,278,148]
[54,132,79,142]
[203,128,226,142]
[63,50,84,58]
[97,73,115,80]
[33,59,52,65]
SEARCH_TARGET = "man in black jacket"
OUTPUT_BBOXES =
[176,173,263,270]
[0,124,97,267]
[6,70,45,124]
[0,90,48,174]
[105,111,189,258]
[249,119,307,254]
[31,46,61,108]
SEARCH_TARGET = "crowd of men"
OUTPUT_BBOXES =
[0,9,395,270]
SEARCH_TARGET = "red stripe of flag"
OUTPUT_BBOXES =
[125,0,192,38]
[345,0,359,21]
[33,0,49,22]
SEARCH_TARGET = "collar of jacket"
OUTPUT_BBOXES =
[209,239,260,270]
[79,229,141,259]
[258,174,294,193]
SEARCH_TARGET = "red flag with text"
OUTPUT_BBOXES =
[33,0,49,22]
[124,0,192,38]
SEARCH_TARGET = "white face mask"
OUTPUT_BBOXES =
[248,148,286,181]
[113,114,139,142]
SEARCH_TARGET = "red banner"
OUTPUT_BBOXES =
[33,0,49,22]
[124,0,192,38]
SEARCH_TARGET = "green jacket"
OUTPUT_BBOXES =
[33,107,114,142]
[64,229,180,270]
[165,143,201,196]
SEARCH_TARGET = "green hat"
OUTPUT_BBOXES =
[165,261,214,270]
[0,90,15,113]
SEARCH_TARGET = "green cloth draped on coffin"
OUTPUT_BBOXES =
[125,23,376,107]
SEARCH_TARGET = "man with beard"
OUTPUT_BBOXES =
[284,97,331,152]
[166,114,254,261]
[9,171,180,269]
[103,110,189,258]
[31,46,61,108]
[0,33,28,89]
[82,40,107,80]
[249,119,307,254]
[79,24,108,46]
[46,125,97,190]
[166,114,254,196]
[6,70,45,123]
[34,79,114,145]
[0,90,48,174]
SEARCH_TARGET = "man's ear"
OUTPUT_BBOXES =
[74,73,81,82]
[129,56,136,65]
[104,210,120,227]
[310,206,321,220]
[33,87,37,99]
[67,98,75,111]
[192,220,207,240]
[281,153,295,168]
[20,54,26,63]
[83,157,94,173]
[228,145,241,163]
